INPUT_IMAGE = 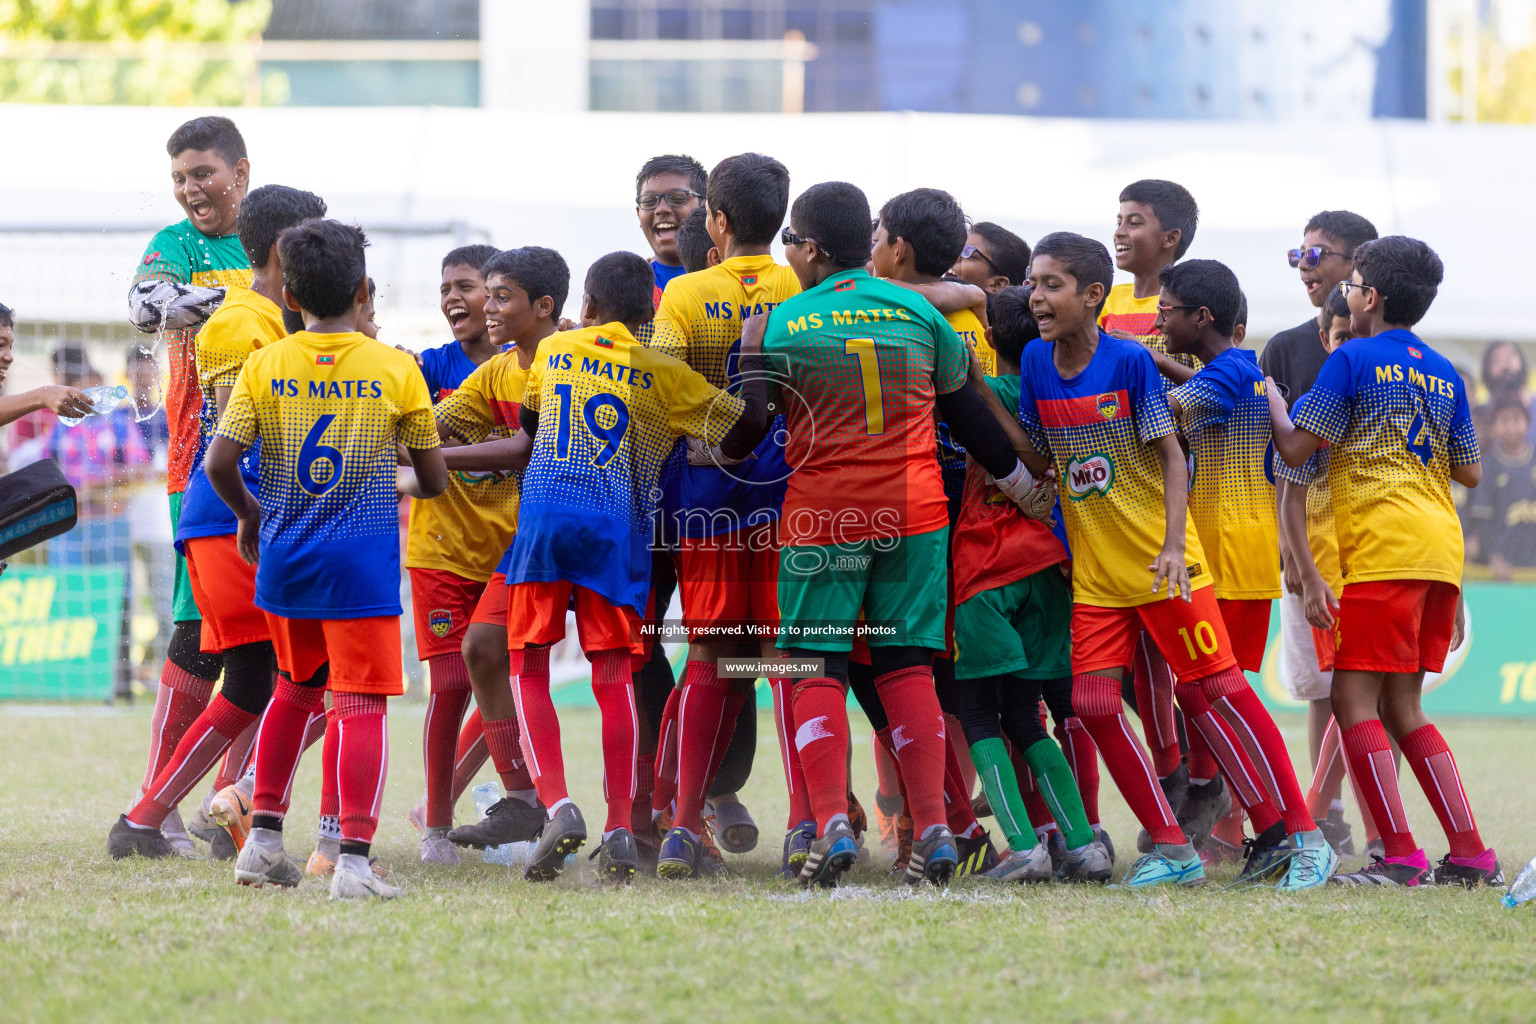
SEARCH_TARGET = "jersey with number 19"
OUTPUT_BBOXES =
[218,332,439,618]
[505,323,744,615]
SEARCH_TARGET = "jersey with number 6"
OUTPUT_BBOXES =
[761,268,968,547]
[1018,331,1210,608]
[506,323,745,614]
[218,331,438,619]
[1293,328,1476,586]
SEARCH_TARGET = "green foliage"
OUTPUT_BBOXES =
[0,0,274,105]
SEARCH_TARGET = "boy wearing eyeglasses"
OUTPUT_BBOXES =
[633,154,708,313]
[644,153,800,880]
[949,221,1032,295]
[1268,236,1501,889]
[1151,260,1331,886]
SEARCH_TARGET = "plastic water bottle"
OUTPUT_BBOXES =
[58,384,128,427]
[1502,856,1536,908]
[470,782,532,866]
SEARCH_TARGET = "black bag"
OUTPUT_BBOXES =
[0,459,78,561]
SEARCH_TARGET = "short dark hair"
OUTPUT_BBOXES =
[675,207,715,274]
[1492,394,1531,424]
[166,116,247,167]
[971,222,1032,286]
[1320,284,1351,330]
[986,285,1039,367]
[707,152,789,247]
[442,244,499,274]
[635,154,707,197]
[1352,235,1442,327]
[127,342,155,365]
[1481,340,1528,390]
[1304,210,1378,257]
[1235,291,1248,330]
[1119,179,1199,259]
[0,302,13,328]
[52,343,91,384]
[1159,259,1242,337]
[879,188,967,278]
[279,219,369,320]
[237,185,327,268]
[790,181,872,268]
[1032,232,1114,313]
[483,246,570,320]
[585,251,655,325]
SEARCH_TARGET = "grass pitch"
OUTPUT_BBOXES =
[1,706,1533,1023]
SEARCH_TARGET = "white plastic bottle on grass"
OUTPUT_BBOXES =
[1502,856,1536,908]
[471,782,532,866]
[58,384,128,426]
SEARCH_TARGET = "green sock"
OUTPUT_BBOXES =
[968,738,1033,853]
[1023,738,1095,850]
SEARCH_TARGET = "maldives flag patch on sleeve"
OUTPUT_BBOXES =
[596,336,614,349]
[740,275,757,286]
[315,354,335,365]
[834,279,856,292]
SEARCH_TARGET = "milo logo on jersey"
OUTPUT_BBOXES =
[1066,454,1115,499]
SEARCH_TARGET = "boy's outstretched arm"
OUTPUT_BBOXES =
[0,384,93,427]
[891,279,989,328]
[1265,376,1322,466]
[438,432,532,474]
[407,444,448,500]
[1151,349,1198,386]
[1150,432,1192,601]
[205,435,262,565]
[1451,461,1482,488]
[936,381,1050,519]
[1277,477,1337,629]
[713,314,771,462]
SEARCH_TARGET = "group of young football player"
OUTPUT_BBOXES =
[99,115,1501,899]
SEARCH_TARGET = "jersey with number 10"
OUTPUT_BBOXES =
[762,269,968,547]
[506,323,744,614]
[218,332,439,618]
[1018,331,1210,608]
[1293,328,1477,586]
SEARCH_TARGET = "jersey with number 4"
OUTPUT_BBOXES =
[1293,328,1476,586]
[219,331,438,618]
[507,323,744,614]
[1018,331,1210,608]
[762,268,968,547]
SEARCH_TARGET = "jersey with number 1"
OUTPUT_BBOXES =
[506,323,744,614]
[1293,328,1476,586]
[761,268,968,547]
[218,331,438,618]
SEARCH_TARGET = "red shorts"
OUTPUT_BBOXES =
[676,520,780,640]
[1216,598,1272,674]
[1312,625,1337,673]
[506,580,644,657]
[1072,586,1238,682]
[1335,579,1458,674]
[264,613,404,695]
[408,567,486,660]
[183,536,269,653]
[470,571,510,628]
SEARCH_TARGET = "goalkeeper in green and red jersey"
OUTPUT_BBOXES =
[761,181,1044,889]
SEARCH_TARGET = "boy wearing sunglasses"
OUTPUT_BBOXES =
[949,222,1031,294]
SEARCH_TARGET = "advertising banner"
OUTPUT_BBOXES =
[0,565,123,700]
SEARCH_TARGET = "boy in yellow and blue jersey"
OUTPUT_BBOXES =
[206,219,447,900]
[1269,235,1501,888]
[501,251,770,886]
[648,153,799,879]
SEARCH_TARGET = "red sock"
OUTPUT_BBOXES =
[452,707,489,802]
[1132,633,1182,778]
[320,707,339,819]
[771,678,813,827]
[1072,673,1182,845]
[141,663,216,792]
[1202,667,1312,834]
[129,695,255,828]
[945,712,976,793]
[1348,758,1382,844]
[790,677,851,833]
[1306,716,1347,819]
[423,653,472,828]
[651,685,683,816]
[591,650,638,833]
[1400,724,1485,858]
[334,692,388,845]
[674,661,731,834]
[1212,804,1246,845]
[1175,681,1283,834]
[252,679,326,819]
[483,715,533,792]
[1185,721,1219,782]
[510,646,565,811]
[942,733,980,835]
[1055,716,1100,823]
[632,751,656,835]
[214,714,261,790]
[874,725,910,802]
[874,665,947,836]
[1340,719,1415,857]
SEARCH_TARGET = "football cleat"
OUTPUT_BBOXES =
[981,843,1054,883]
[1316,807,1356,857]
[1055,841,1114,884]
[447,795,546,849]
[1275,829,1339,892]
[107,816,175,860]
[1434,850,1505,889]
[593,828,640,885]
[905,825,960,887]
[209,783,254,851]
[524,803,586,882]
[419,830,461,866]
[781,820,815,879]
[1333,851,1432,887]
[656,827,703,881]
[330,859,400,900]
[799,821,859,889]
[234,832,302,888]
[1112,851,1206,889]
[955,829,1001,877]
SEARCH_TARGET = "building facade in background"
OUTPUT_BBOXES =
[259,0,1429,118]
